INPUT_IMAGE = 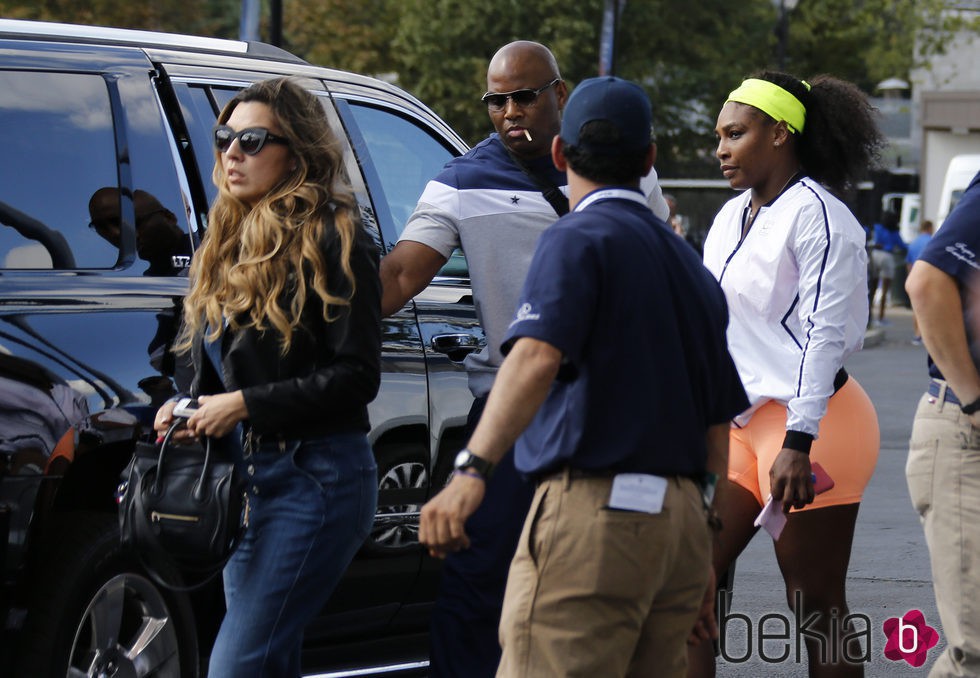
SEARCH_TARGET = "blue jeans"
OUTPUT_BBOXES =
[207,433,377,678]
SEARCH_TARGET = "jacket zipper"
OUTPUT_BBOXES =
[719,203,756,284]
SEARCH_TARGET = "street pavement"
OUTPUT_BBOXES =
[717,306,944,676]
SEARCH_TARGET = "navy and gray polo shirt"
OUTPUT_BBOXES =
[399,135,669,398]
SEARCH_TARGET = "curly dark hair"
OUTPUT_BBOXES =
[750,70,884,194]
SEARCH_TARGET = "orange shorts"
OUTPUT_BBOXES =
[728,377,880,511]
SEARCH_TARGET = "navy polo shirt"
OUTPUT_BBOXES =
[918,171,980,381]
[502,188,748,478]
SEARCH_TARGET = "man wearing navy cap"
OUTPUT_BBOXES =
[419,76,748,676]
[381,43,670,678]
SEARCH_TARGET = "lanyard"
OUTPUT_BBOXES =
[574,188,647,213]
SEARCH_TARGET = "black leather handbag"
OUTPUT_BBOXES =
[118,419,247,590]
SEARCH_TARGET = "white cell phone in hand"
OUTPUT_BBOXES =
[172,397,199,418]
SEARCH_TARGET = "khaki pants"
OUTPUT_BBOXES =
[497,471,710,678]
[907,385,980,677]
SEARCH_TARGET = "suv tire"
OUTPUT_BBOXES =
[15,512,200,678]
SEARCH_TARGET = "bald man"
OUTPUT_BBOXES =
[380,41,670,676]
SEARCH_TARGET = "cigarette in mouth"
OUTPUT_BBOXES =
[523,129,533,142]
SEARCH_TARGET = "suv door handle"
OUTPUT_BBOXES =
[430,333,480,362]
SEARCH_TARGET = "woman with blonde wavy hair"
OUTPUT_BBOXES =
[153,77,381,678]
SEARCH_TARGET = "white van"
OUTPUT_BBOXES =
[882,192,921,244]
[937,154,980,229]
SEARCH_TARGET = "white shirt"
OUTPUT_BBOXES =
[702,177,869,437]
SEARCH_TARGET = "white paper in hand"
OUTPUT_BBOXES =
[754,495,787,540]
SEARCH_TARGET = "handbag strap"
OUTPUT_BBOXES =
[153,420,214,501]
[133,540,238,592]
[504,146,569,216]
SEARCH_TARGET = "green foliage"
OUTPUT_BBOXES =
[390,0,773,175]
[776,0,979,92]
[391,1,604,146]
[282,0,397,76]
[0,0,240,38]
[2,0,973,176]
[789,0,914,90]
[612,0,773,175]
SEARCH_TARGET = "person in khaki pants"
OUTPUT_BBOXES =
[419,76,748,677]
[906,169,980,678]
[380,41,670,678]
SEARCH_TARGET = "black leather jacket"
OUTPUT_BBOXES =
[189,226,381,438]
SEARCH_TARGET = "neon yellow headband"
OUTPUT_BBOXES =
[726,78,810,134]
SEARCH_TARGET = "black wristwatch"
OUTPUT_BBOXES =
[961,395,980,415]
[453,449,494,480]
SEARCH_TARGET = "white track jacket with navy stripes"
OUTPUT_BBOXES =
[702,176,869,438]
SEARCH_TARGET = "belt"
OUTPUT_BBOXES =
[927,379,960,405]
[243,427,296,454]
[540,466,695,483]
[539,467,617,482]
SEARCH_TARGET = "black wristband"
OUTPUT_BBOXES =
[961,396,980,415]
[453,449,494,479]
[782,430,814,454]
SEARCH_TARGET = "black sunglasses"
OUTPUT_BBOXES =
[481,78,561,112]
[213,125,289,155]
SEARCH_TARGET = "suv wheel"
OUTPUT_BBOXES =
[370,446,428,550]
[15,512,199,678]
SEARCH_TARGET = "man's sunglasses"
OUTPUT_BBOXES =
[481,78,561,112]
[213,125,289,155]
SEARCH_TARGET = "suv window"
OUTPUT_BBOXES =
[172,82,376,242]
[0,71,116,269]
[174,82,225,210]
[0,70,192,274]
[344,102,468,278]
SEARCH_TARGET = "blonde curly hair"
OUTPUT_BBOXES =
[180,77,360,354]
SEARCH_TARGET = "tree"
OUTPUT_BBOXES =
[390,0,976,176]
[391,0,772,176]
[282,0,397,76]
[392,1,601,147]
[612,0,773,175]
[0,0,239,38]
[2,0,974,176]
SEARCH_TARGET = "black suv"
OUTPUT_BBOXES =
[0,19,483,677]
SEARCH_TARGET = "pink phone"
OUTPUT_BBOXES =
[811,462,835,494]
